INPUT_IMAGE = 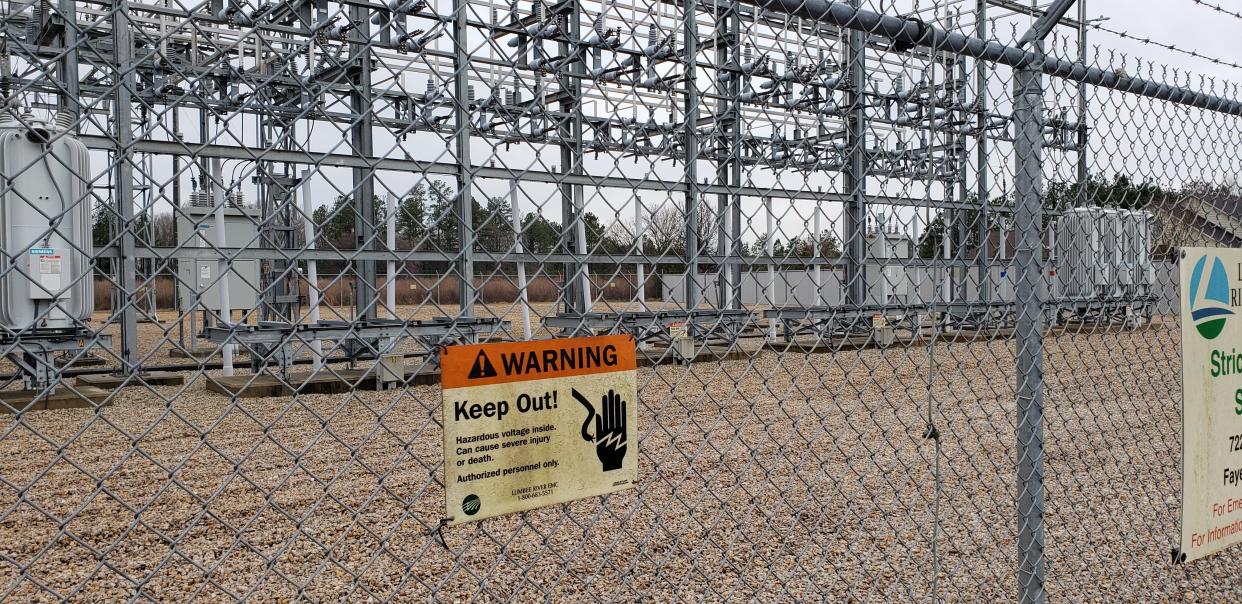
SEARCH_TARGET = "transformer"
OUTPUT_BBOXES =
[1055,206,1152,302]
[0,112,94,332]
[176,201,261,313]
[1119,209,1154,298]
[1056,207,1115,300]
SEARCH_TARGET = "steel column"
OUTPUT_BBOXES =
[684,1,702,311]
[843,2,866,306]
[112,1,139,374]
[352,5,378,321]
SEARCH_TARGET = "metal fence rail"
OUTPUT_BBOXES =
[0,0,1240,600]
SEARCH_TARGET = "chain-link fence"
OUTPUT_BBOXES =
[1,0,1241,600]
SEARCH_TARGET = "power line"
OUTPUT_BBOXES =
[980,0,1242,75]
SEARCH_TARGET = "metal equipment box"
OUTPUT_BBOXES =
[865,228,914,305]
[176,202,261,313]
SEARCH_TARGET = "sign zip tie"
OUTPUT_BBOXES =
[435,517,453,549]
[1170,547,1186,565]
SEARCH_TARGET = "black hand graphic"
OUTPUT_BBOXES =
[572,388,628,472]
[595,389,627,471]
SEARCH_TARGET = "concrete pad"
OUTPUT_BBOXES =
[638,345,753,367]
[55,353,107,368]
[940,327,1017,342]
[763,332,912,353]
[169,346,249,360]
[1048,321,1153,336]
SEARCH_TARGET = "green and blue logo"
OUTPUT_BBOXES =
[1189,254,1234,340]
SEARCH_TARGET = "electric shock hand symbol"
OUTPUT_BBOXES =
[571,388,627,472]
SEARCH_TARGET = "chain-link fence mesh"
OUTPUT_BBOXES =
[1,0,1241,600]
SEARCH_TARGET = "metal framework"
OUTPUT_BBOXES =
[6,0,1034,359]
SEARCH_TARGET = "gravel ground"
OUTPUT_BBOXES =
[0,319,1237,602]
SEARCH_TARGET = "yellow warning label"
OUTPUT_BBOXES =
[442,335,638,524]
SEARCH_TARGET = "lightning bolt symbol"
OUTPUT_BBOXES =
[598,431,626,449]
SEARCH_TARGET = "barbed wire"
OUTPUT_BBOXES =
[1088,21,1242,75]
[1191,0,1242,22]
[965,3,1242,77]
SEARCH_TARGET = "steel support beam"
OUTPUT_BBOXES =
[976,0,992,302]
[75,136,987,209]
[1075,0,1089,208]
[558,0,589,315]
[112,1,139,374]
[1016,0,1077,49]
[57,0,80,121]
[684,1,702,311]
[714,2,740,311]
[352,5,378,322]
[452,0,475,316]
[843,1,866,306]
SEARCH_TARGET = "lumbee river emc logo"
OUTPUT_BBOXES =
[1189,254,1234,340]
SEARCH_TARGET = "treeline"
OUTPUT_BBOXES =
[916,174,1182,259]
[108,174,1217,270]
[93,180,848,275]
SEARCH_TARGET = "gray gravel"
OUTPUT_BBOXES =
[0,319,1237,602]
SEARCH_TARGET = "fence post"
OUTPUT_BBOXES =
[1013,53,1046,604]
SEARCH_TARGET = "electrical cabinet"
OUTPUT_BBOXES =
[176,202,261,313]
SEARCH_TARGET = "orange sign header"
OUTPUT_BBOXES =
[441,334,636,389]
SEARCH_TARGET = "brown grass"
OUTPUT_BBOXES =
[93,276,177,311]
[313,275,650,306]
[94,274,657,310]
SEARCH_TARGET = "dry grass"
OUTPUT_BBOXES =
[94,274,660,310]
[0,323,1235,601]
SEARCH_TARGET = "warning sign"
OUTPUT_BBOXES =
[441,334,638,524]
[1179,248,1242,562]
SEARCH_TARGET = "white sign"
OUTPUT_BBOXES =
[1179,247,1242,562]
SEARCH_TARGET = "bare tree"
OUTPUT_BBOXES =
[644,203,720,256]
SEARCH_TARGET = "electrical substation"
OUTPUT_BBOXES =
[1,0,1239,599]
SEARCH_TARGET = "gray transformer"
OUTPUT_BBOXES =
[1055,206,1153,303]
[176,202,260,314]
[1118,209,1154,298]
[0,113,94,331]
